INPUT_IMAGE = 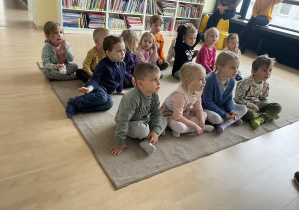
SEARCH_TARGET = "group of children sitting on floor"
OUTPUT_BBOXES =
[41,15,282,156]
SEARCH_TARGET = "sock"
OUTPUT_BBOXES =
[65,98,78,118]
[250,117,265,129]
[161,130,166,136]
[217,122,230,134]
[272,115,280,120]
[172,130,180,137]
[204,125,214,132]
[139,140,156,155]
[235,119,243,126]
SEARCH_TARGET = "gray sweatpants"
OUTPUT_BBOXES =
[204,104,248,125]
[127,116,167,139]
[42,63,78,81]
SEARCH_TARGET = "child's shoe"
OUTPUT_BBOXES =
[172,130,180,138]
[66,98,78,118]
[139,140,156,155]
[273,115,280,120]
[217,122,229,134]
[235,119,243,126]
[294,171,299,187]
[250,117,265,129]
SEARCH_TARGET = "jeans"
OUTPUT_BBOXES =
[239,16,269,49]
[206,8,236,31]
[75,85,113,112]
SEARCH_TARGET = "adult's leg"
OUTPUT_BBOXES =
[76,69,91,83]
[206,10,221,30]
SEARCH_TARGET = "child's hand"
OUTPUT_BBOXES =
[110,145,127,156]
[152,44,156,50]
[60,39,68,52]
[193,124,204,135]
[131,77,136,87]
[147,131,159,145]
[117,90,127,95]
[53,64,64,70]
[198,121,205,131]
[78,86,93,94]
[158,59,163,65]
[252,105,260,112]
[226,111,238,120]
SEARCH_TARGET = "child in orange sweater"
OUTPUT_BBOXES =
[150,15,169,70]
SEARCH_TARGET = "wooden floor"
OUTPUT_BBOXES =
[1,0,299,209]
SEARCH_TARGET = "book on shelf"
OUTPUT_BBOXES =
[177,4,201,18]
[157,2,175,16]
[126,16,143,30]
[108,16,127,29]
[146,0,158,15]
[179,0,204,3]
[88,13,105,28]
[144,19,173,31]
[62,0,106,11]
[110,0,144,14]
[174,19,192,31]
[63,11,105,29]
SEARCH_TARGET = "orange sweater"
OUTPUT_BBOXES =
[252,0,283,22]
[152,32,165,62]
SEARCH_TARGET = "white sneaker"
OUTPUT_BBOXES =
[139,140,156,155]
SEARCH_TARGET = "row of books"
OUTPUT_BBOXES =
[110,0,145,13]
[146,0,157,15]
[157,2,175,16]
[177,4,202,18]
[62,12,105,28]
[144,19,173,31]
[62,0,107,11]
[108,15,143,30]
[180,0,204,3]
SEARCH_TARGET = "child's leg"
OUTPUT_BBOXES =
[127,121,150,140]
[257,102,282,122]
[76,69,91,83]
[204,109,224,125]
[226,104,248,125]
[65,63,78,75]
[123,77,133,88]
[42,68,77,81]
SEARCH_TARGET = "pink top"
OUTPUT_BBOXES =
[54,45,66,64]
[195,44,216,72]
[135,46,158,64]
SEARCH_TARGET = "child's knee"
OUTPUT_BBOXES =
[135,122,150,139]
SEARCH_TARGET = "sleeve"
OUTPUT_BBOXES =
[223,80,236,113]
[227,0,241,10]
[149,48,158,63]
[149,95,165,135]
[211,47,216,70]
[167,38,176,61]
[63,41,74,62]
[136,48,146,63]
[275,0,283,4]
[115,99,135,146]
[158,35,165,61]
[252,0,258,17]
[175,26,187,50]
[193,30,202,47]
[193,98,203,112]
[42,45,55,70]
[171,93,187,121]
[259,82,269,102]
[202,78,228,119]
[82,49,94,76]
[87,61,105,90]
[234,79,256,109]
[123,53,133,81]
[116,62,126,93]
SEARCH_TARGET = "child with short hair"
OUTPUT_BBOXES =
[172,23,202,79]
[202,51,247,134]
[42,21,78,80]
[150,15,169,70]
[234,55,282,129]
[166,25,198,62]
[111,63,167,156]
[196,27,219,74]
[76,27,110,83]
[135,32,158,64]
[65,35,127,118]
[223,33,243,81]
[162,63,214,137]
[120,30,139,88]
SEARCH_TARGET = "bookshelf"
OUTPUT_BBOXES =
[56,0,205,36]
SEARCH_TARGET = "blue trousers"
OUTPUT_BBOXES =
[239,16,269,49]
[75,85,113,112]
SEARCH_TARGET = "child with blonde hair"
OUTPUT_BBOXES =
[202,51,247,134]
[196,27,219,74]
[42,21,78,80]
[135,32,158,64]
[76,27,109,83]
[172,23,203,79]
[120,30,139,88]
[162,63,214,137]
[234,55,282,129]
[223,33,243,81]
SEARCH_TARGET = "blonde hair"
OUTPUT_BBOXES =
[43,21,62,42]
[252,54,275,72]
[93,27,109,40]
[180,62,206,95]
[185,25,198,36]
[120,30,139,54]
[149,15,164,25]
[226,33,239,44]
[134,63,160,81]
[216,51,239,69]
[204,27,219,43]
[139,32,155,48]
